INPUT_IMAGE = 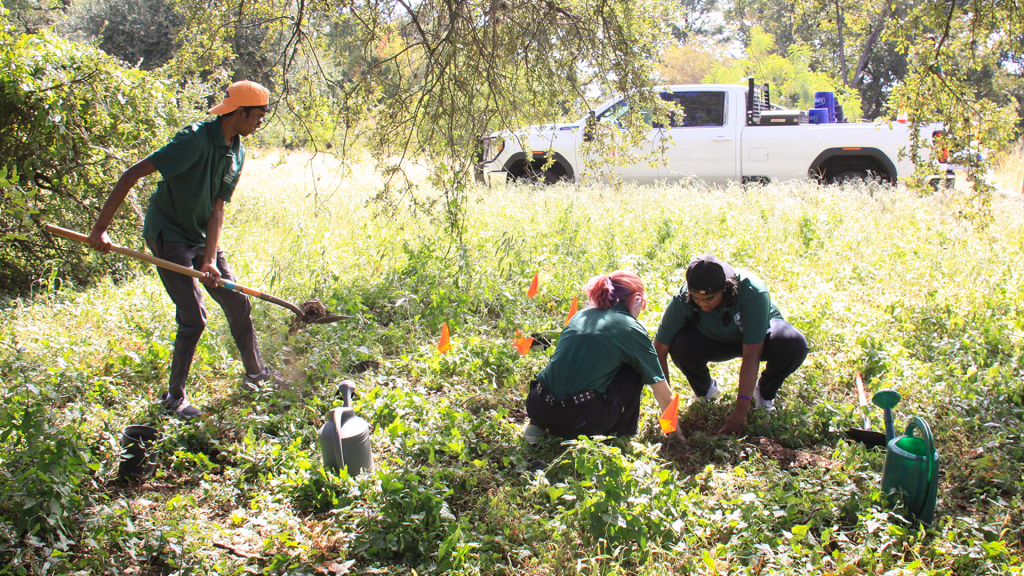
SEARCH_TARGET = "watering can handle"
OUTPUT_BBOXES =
[332,407,345,471]
[903,416,936,517]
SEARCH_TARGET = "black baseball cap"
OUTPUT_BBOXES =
[686,255,734,295]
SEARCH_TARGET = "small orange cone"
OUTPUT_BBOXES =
[659,393,679,434]
[513,332,534,356]
[565,296,578,326]
[527,273,539,298]
[438,322,451,354]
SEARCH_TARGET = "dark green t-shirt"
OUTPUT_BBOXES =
[538,302,666,398]
[655,269,783,346]
[142,118,245,246]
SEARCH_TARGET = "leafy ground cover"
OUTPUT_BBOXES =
[2,151,1024,575]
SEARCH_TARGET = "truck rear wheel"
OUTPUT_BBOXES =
[832,170,876,184]
[810,149,897,185]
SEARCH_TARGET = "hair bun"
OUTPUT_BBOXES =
[584,271,646,310]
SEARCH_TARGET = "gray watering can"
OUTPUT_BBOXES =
[318,380,375,477]
[873,389,940,524]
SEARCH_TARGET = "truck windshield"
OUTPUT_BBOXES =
[598,101,654,127]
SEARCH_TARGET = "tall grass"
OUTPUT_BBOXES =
[1,151,1023,574]
[992,141,1024,196]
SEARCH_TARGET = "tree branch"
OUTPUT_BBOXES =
[934,0,956,57]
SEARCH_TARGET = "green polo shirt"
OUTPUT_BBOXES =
[538,301,666,398]
[655,269,783,346]
[141,118,245,246]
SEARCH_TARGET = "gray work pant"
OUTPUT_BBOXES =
[147,237,264,400]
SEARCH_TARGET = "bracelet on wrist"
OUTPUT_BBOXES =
[737,394,753,402]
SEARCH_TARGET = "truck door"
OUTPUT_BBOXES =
[657,90,737,185]
[586,100,660,184]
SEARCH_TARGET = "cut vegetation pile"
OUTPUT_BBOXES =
[2,152,1023,575]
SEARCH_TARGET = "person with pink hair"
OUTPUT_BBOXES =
[524,271,680,442]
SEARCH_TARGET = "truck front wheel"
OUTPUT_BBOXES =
[523,164,563,185]
[507,158,569,185]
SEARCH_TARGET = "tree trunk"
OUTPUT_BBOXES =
[836,0,848,86]
[852,19,883,88]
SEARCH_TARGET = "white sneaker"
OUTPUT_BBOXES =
[701,378,721,401]
[753,382,775,412]
[523,423,545,445]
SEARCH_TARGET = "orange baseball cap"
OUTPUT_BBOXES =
[208,80,270,115]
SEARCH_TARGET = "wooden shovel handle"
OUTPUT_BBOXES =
[47,223,203,279]
[855,371,871,429]
[855,372,868,407]
[43,223,304,316]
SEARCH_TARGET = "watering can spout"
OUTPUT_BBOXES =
[872,388,902,442]
[339,380,355,407]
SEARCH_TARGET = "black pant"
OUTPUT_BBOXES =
[668,318,808,400]
[147,237,264,400]
[526,365,645,438]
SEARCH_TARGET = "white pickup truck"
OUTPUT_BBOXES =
[475,81,953,187]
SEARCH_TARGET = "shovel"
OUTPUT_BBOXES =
[44,224,349,326]
[845,372,888,447]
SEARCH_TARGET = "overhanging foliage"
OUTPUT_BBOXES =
[168,0,681,234]
[0,5,208,293]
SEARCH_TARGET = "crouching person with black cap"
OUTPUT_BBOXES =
[653,255,808,435]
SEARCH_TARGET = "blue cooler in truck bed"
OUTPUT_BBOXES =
[814,92,836,123]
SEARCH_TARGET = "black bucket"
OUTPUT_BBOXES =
[119,425,161,480]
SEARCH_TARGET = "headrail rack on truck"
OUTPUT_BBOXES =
[475,79,954,188]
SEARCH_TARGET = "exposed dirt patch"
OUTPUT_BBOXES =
[659,435,835,475]
[299,298,330,321]
[750,437,834,470]
[507,407,528,423]
[103,479,192,498]
[676,411,723,437]
[287,298,348,332]
[350,359,381,373]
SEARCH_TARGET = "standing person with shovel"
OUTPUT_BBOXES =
[88,80,282,419]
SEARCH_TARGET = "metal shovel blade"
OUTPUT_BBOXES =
[311,314,348,325]
[845,427,888,447]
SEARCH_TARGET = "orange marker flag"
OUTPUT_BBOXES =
[659,393,679,434]
[513,332,534,356]
[565,295,578,327]
[438,322,451,354]
[527,273,539,298]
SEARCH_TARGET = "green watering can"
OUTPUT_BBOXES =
[876,389,940,524]
[318,380,375,477]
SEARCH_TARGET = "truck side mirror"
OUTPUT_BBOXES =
[583,110,596,142]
